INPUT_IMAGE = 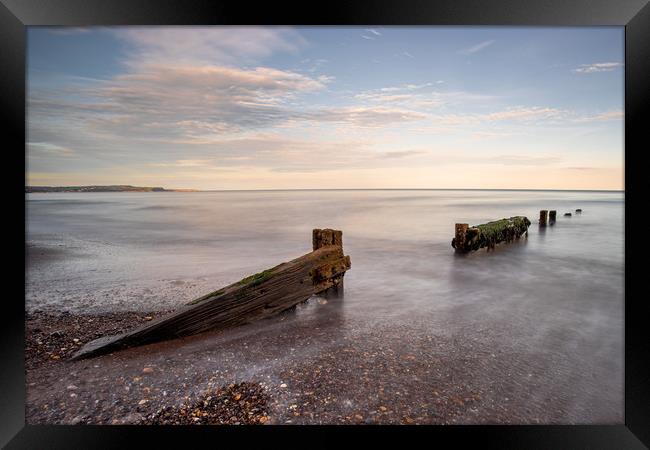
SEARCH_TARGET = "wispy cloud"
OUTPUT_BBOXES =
[306,106,430,128]
[365,29,381,36]
[28,142,75,157]
[355,84,498,111]
[403,51,414,58]
[483,107,566,122]
[573,62,623,73]
[380,150,426,159]
[152,159,214,168]
[575,110,624,122]
[459,40,495,55]
[361,35,375,40]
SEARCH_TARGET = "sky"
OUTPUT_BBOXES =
[27,26,624,190]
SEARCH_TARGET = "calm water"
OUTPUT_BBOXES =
[26,189,624,314]
[26,190,624,422]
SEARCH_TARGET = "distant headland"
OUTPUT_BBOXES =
[25,185,198,193]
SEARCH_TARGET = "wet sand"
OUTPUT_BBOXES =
[26,293,622,425]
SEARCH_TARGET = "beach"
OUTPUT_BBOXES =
[25,190,624,424]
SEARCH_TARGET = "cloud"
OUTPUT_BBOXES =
[575,110,624,122]
[361,35,375,40]
[28,142,75,157]
[152,159,213,168]
[573,62,623,73]
[469,131,516,140]
[150,134,378,173]
[482,107,566,122]
[30,64,331,145]
[115,27,307,67]
[380,150,426,159]
[365,29,381,36]
[459,40,495,55]
[301,58,329,73]
[306,106,430,128]
[403,52,414,58]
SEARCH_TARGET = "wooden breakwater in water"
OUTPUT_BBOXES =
[452,216,531,253]
[72,229,351,360]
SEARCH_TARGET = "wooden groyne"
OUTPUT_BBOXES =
[452,216,531,253]
[72,229,351,360]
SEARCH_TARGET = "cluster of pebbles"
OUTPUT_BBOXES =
[140,382,270,425]
[25,310,172,371]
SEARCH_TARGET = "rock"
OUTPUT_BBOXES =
[142,367,154,374]
[66,385,78,390]
[70,416,84,425]
[122,412,144,424]
[564,213,572,217]
[49,331,63,338]
[138,399,149,405]
[379,406,388,412]
[144,316,153,321]
[280,383,287,388]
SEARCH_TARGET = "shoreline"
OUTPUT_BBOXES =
[25,306,623,425]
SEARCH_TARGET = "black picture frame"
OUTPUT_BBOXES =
[2,0,648,448]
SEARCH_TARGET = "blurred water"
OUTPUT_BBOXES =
[26,189,624,317]
[25,189,624,422]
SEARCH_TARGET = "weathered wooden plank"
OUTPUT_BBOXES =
[73,231,351,360]
[451,216,531,253]
[312,228,347,297]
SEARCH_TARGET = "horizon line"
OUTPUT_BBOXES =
[26,186,624,193]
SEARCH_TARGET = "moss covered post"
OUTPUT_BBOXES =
[313,228,345,298]
[539,210,548,227]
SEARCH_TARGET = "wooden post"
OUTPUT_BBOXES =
[539,210,548,227]
[454,224,469,253]
[73,230,351,360]
[549,210,556,224]
[313,228,343,250]
[313,229,345,297]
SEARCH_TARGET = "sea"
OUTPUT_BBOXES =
[25,189,624,422]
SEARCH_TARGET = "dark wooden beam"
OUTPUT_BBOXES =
[72,229,351,360]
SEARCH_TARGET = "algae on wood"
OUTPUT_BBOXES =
[73,229,351,360]
[452,216,531,253]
